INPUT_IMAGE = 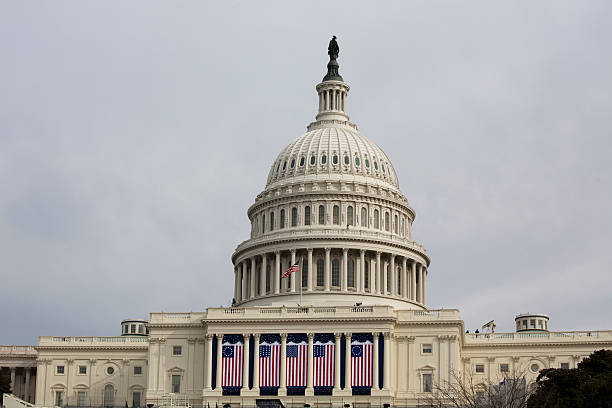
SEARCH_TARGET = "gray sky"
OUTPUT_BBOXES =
[1,1,611,344]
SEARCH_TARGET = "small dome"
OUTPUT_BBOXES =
[265,126,399,191]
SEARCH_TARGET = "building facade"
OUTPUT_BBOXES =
[8,42,612,408]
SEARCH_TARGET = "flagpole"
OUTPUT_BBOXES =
[300,256,303,306]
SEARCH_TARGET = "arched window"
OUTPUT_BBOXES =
[386,264,391,292]
[291,207,298,227]
[344,155,349,165]
[299,157,305,167]
[318,205,325,225]
[262,214,265,233]
[397,266,402,295]
[104,385,114,408]
[347,206,354,226]
[332,155,338,165]
[280,209,285,229]
[304,206,311,225]
[316,259,324,287]
[361,207,368,227]
[333,205,340,225]
[374,209,380,229]
[394,215,398,234]
[266,264,271,293]
[348,258,355,288]
[321,155,327,165]
[302,259,308,288]
[364,261,369,289]
[400,217,404,236]
[331,259,340,287]
[270,212,275,231]
[385,212,390,232]
[310,155,316,165]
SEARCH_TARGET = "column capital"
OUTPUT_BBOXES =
[487,356,496,362]
[187,337,197,344]
[343,248,348,254]
[325,247,331,252]
[360,248,365,254]
[307,248,313,253]
[334,332,342,339]
[372,331,380,337]
[376,251,382,255]
[345,332,352,339]
[382,332,391,338]
[242,333,251,339]
[280,333,288,340]
[512,356,521,362]
[307,332,315,340]
[205,334,214,340]
[275,250,281,255]
[290,248,296,255]
[253,333,261,340]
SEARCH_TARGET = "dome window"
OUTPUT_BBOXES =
[299,157,305,167]
[283,161,287,170]
[365,159,369,168]
[310,155,316,165]
[382,164,386,173]
[290,158,295,168]
[344,155,349,165]
[276,162,280,173]
[321,155,327,164]
[374,161,379,170]
[332,155,338,165]
[355,157,360,166]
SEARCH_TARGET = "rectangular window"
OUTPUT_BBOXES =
[138,325,145,334]
[475,364,485,373]
[134,366,142,375]
[55,391,63,407]
[530,319,536,328]
[132,392,141,408]
[131,324,136,334]
[77,392,86,407]
[56,366,65,374]
[561,362,569,369]
[500,363,509,373]
[173,346,182,355]
[422,373,432,392]
[422,344,433,354]
[78,365,87,374]
[172,375,181,393]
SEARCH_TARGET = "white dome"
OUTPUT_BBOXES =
[265,126,399,191]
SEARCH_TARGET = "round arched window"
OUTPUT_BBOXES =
[344,155,349,165]
[283,161,287,170]
[106,367,114,375]
[374,161,379,170]
[355,157,360,166]
[321,155,327,164]
[299,157,305,167]
[310,155,316,165]
[382,164,386,173]
[333,155,338,165]
[290,158,295,168]
[365,159,370,168]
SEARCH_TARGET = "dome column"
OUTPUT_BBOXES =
[274,251,281,294]
[359,249,365,293]
[260,255,267,296]
[307,248,314,291]
[234,267,241,303]
[324,248,331,291]
[390,255,396,296]
[341,248,348,291]
[242,261,248,301]
[344,332,352,392]
[250,257,257,299]
[423,266,428,306]
[382,256,388,294]
[375,252,381,294]
[290,249,296,293]
[401,257,408,299]
[411,261,417,301]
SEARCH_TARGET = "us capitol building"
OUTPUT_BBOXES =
[2,39,611,408]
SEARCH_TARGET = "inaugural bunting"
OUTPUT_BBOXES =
[286,339,308,387]
[259,336,281,388]
[221,336,244,388]
[313,337,335,387]
[351,338,373,387]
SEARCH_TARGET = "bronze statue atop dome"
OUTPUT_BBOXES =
[328,35,339,60]
[323,35,343,82]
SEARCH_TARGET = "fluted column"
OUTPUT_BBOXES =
[9,368,15,397]
[274,251,281,294]
[234,267,241,303]
[418,265,424,303]
[324,248,331,291]
[253,334,260,392]
[401,257,408,299]
[375,252,381,294]
[341,248,348,291]
[290,249,296,292]
[382,258,388,294]
[242,261,249,300]
[24,367,31,402]
[383,333,391,391]
[205,334,213,390]
[333,333,341,392]
[411,261,417,301]
[279,333,288,395]
[423,267,428,306]
[215,335,223,389]
[307,249,314,291]
[372,333,380,389]
[390,255,396,296]
[243,334,250,389]
[345,333,352,390]
[260,255,267,296]
[359,249,365,292]
[306,333,314,395]
[250,258,257,299]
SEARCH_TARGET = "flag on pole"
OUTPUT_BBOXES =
[282,259,300,278]
[286,340,308,387]
[351,339,373,387]
[313,340,335,387]
[259,340,281,388]
[221,337,244,388]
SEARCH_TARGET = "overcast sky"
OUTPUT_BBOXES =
[1,1,611,344]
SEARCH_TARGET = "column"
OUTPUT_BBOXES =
[411,261,417,301]
[307,249,314,291]
[158,340,166,393]
[359,250,365,292]
[383,333,391,391]
[253,334,260,392]
[10,368,16,397]
[148,339,159,391]
[215,335,223,389]
[382,258,388,294]
[372,333,380,389]
[333,333,341,392]
[279,333,287,395]
[242,261,249,300]
[324,248,331,291]
[234,267,241,303]
[341,249,348,291]
[250,258,257,298]
[205,335,213,390]
[25,367,31,402]
[290,250,296,292]
[243,334,250,389]
[407,337,415,391]
[306,333,314,395]
[401,257,408,299]
[325,90,330,110]
[274,251,281,294]
[419,265,425,304]
[390,255,396,296]
[345,333,352,390]
[423,267,428,306]
[260,255,267,296]
[375,252,381,294]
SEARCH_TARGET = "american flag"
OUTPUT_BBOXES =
[313,341,335,387]
[282,259,300,278]
[259,341,281,388]
[351,340,373,387]
[285,341,307,387]
[221,340,244,388]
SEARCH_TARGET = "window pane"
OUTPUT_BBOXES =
[316,259,325,286]
[318,205,325,225]
[291,207,298,227]
[280,209,285,228]
[133,392,141,408]
[173,346,182,355]
[77,392,85,407]
[172,375,181,393]
[304,206,311,225]
[374,210,379,229]
[476,364,485,373]
[302,259,308,287]
[270,212,274,231]
[79,366,86,374]
[347,206,354,226]
[423,374,432,392]
[385,212,390,232]
[347,259,355,288]
[364,261,369,289]
[361,208,367,227]
[331,259,340,287]
[333,205,339,225]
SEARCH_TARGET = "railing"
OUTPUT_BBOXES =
[39,336,149,346]
[465,330,611,342]
[0,346,37,355]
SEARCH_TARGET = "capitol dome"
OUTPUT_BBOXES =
[231,45,430,310]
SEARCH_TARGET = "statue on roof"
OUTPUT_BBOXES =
[328,36,339,60]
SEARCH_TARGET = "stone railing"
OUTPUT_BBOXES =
[149,312,207,324]
[205,305,396,320]
[396,309,461,321]
[38,336,149,346]
[0,345,37,355]
[464,330,612,343]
